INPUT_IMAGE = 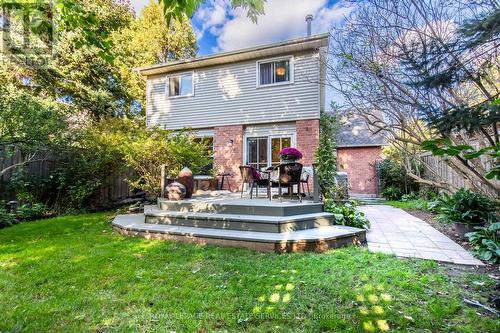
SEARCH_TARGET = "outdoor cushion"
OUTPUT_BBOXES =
[246,165,261,180]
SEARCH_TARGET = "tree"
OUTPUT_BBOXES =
[52,0,264,62]
[326,0,499,196]
[159,0,265,25]
[0,85,69,178]
[120,125,210,197]
[113,1,198,107]
[315,110,339,199]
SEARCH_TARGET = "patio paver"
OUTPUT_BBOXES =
[359,205,484,266]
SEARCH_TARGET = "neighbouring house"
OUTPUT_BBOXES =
[137,32,384,196]
[337,113,386,198]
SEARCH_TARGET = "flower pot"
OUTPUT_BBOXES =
[178,167,194,198]
[280,159,298,164]
[454,222,484,240]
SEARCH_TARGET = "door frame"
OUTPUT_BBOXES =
[243,132,297,169]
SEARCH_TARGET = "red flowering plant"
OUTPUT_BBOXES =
[278,147,303,161]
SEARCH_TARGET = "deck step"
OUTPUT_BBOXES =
[157,198,324,216]
[112,214,366,253]
[145,206,334,233]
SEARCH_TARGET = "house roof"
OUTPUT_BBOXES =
[337,113,386,148]
[136,33,329,77]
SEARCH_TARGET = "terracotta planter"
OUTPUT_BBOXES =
[178,167,194,198]
[454,222,484,240]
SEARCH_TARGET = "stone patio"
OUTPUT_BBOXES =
[359,205,484,266]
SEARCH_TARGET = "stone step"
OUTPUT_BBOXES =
[112,214,366,253]
[144,206,334,233]
[157,197,324,216]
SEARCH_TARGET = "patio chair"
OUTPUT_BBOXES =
[239,166,269,199]
[268,162,303,202]
[300,167,312,197]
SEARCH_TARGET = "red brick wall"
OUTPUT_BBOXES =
[296,119,320,192]
[337,146,382,195]
[214,125,244,191]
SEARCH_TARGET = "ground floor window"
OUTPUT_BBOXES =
[246,135,294,170]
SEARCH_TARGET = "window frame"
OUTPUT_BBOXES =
[165,71,195,99]
[256,56,294,88]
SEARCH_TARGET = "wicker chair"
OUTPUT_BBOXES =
[300,167,312,197]
[268,162,303,202]
[239,166,269,199]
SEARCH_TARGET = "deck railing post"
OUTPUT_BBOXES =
[312,163,320,202]
[160,164,166,198]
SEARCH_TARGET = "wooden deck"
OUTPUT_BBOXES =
[112,194,366,253]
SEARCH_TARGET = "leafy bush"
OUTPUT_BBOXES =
[436,188,498,225]
[122,127,210,197]
[16,203,49,221]
[324,199,370,229]
[401,193,418,202]
[381,186,403,200]
[0,207,17,228]
[466,222,500,264]
[377,158,418,197]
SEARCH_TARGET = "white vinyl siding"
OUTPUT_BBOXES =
[146,51,320,130]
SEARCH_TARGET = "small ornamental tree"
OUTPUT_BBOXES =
[121,126,210,198]
[315,110,339,200]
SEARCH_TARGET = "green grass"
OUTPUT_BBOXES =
[0,213,498,332]
[384,200,425,210]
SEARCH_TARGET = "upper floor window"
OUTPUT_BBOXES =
[167,73,193,97]
[258,58,293,86]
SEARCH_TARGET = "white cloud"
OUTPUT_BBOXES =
[210,0,354,52]
[195,0,231,40]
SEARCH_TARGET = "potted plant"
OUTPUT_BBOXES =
[436,188,498,239]
[278,147,303,163]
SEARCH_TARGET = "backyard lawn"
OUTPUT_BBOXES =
[0,213,498,332]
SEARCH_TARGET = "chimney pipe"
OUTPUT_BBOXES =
[305,14,313,37]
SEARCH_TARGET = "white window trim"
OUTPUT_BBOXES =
[165,71,195,99]
[255,56,294,88]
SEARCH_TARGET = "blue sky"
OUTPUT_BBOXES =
[130,0,353,56]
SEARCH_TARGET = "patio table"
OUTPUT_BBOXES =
[217,172,233,191]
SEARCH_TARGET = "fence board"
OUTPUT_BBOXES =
[420,153,466,189]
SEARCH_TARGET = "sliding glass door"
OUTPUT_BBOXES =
[246,135,293,170]
[247,137,268,171]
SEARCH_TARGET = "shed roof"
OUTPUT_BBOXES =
[337,113,386,147]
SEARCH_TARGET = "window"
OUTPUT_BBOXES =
[271,137,291,166]
[167,73,193,97]
[258,58,292,86]
[246,135,293,170]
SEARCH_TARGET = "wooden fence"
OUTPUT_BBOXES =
[0,149,135,205]
[420,153,466,190]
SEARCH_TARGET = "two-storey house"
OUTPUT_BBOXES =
[137,33,383,197]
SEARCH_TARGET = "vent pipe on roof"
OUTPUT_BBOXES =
[305,14,313,37]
